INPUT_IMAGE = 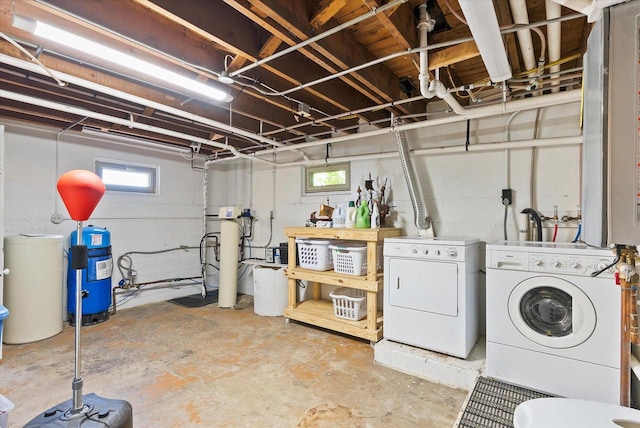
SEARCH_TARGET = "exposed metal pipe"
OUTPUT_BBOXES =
[0,53,282,149]
[0,88,275,164]
[229,13,583,99]
[277,135,582,167]
[252,89,581,157]
[229,0,408,78]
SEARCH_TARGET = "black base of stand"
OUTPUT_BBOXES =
[24,393,133,427]
[68,310,110,327]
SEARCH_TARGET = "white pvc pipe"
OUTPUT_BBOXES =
[509,0,537,74]
[253,89,581,157]
[278,135,582,167]
[546,0,562,92]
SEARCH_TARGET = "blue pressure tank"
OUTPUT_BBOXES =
[67,226,112,326]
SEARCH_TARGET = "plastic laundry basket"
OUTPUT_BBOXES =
[295,238,333,271]
[329,287,367,321]
[0,305,8,360]
[0,394,14,428]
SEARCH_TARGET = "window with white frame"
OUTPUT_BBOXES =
[95,160,158,193]
[305,162,350,193]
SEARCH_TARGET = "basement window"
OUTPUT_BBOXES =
[305,162,350,193]
[95,160,158,194]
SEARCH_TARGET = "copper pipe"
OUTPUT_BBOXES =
[621,276,631,406]
[618,246,639,407]
[631,285,639,346]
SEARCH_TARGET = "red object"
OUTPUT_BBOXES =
[57,170,105,221]
[615,271,621,285]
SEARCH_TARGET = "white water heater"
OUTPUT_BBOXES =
[582,1,640,246]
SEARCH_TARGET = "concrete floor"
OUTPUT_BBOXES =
[1,295,467,427]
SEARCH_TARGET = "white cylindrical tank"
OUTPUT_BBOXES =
[218,220,239,308]
[3,234,64,344]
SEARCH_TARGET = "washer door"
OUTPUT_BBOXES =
[508,276,596,349]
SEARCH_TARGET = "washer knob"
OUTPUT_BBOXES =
[411,248,417,254]
[448,248,457,257]
[569,261,581,270]
[595,261,612,273]
[423,249,429,255]
[532,258,544,266]
[551,259,562,268]
[434,249,441,256]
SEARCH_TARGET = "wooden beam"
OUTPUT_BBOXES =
[428,41,480,70]
[310,0,349,29]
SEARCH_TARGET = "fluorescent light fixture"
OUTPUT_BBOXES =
[458,0,512,82]
[12,15,233,102]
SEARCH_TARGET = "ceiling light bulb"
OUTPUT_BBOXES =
[12,15,233,102]
[218,70,234,84]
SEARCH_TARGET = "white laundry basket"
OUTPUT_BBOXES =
[295,238,333,271]
[329,287,366,321]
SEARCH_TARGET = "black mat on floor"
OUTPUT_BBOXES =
[457,377,553,428]
[168,290,218,308]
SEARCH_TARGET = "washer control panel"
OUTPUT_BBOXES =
[527,253,615,277]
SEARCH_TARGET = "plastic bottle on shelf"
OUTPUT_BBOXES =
[345,201,357,228]
[355,203,370,229]
[333,205,346,228]
[371,203,380,228]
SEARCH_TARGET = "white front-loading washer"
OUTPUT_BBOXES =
[486,241,620,404]
[383,237,480,359]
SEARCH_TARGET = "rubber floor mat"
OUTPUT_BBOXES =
[457,376,553,428]
[168,290,218,308]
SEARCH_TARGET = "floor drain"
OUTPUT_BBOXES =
[457,377,553,428]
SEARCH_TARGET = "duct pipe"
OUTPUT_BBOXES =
[394,120,434,237]
[0,88,275,164]
[551,0,627,22]
[546,0,562,92]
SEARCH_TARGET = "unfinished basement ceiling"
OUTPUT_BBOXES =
[0,0,589,159]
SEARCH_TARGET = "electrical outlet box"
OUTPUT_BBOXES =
[502,188,513,206]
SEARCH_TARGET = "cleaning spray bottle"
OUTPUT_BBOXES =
[370,203,380,228]
[355,202,370,229]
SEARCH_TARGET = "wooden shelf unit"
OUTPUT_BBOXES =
[283,226,402,342]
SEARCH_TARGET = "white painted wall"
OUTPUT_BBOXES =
[1,100,583,325]
[246,101,583,246]
[3,122,208,314]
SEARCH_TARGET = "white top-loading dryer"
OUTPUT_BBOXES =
[383,237,480,359]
